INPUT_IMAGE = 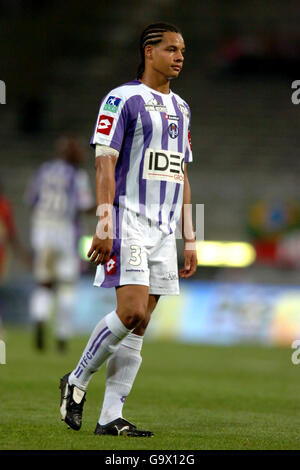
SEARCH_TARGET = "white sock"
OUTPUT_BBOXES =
[69,310,130,390]
[99,332,143,425]
[56,284,75,341]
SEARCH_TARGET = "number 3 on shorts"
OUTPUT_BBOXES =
[129,245,142,266]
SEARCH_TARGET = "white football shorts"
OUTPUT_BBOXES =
[93,211,179,295]
[31,221,80,283]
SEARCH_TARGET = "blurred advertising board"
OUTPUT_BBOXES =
[72,278,300,346]
[146,281,300,346]
[1,277,300,346]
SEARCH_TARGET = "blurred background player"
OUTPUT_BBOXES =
[25,136,95,352]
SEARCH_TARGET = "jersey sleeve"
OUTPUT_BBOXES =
[90,90,128,152]
[184,102,193,163]
[75,169,94,211]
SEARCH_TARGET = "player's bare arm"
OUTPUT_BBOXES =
[88,154,117,266]
[179,163,197,279]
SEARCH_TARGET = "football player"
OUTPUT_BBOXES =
[60,22,197,436]
[26,136,94,352]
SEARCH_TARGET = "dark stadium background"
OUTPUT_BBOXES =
[1,0,300,344]
[2,0,300,452]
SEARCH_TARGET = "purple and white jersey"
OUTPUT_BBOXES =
[26,159,93,233]
[90,79,193,234]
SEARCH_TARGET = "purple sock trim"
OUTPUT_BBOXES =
[89,326,109,352]
[91,330,112,356]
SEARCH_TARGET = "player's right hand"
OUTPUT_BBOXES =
[87,233,113,266]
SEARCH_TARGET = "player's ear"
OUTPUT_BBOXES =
[144,45,153,60]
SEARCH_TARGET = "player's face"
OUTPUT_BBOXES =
[149,32,185,79]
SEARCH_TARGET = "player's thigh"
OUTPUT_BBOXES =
[148,294,160,315]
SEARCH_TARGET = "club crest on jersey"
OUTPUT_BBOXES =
[106,255,117,275]
[103,96,122,113]
[96,114,114,135]
[144,98,167,113]
[168,123,178,139]
[143,148,184,184]
[178,103,189,118]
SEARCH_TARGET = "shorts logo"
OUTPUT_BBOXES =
[168,123,178,139]
[143,148,184,184]
[97,115,114,135]
[162,271,178,281]
[144,98,167,113]
[106,255,117,275]
[103,96,122,113]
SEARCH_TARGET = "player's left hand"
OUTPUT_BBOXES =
[179,243,197,278]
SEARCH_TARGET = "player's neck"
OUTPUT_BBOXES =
[64,158,79,168]
[140,72,170,95]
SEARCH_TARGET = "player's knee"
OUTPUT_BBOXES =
[120,304,147,330]
[127,309,146,329]
[133,313,151,335]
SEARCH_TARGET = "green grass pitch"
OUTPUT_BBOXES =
[0,327,300,450]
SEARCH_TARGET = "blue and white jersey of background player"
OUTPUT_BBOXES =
[26,159,93,250]
[90,78,193,236]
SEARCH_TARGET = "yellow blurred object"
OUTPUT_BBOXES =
[196,241,256,267]
[271,292,300,346]
[78,235,93,261]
